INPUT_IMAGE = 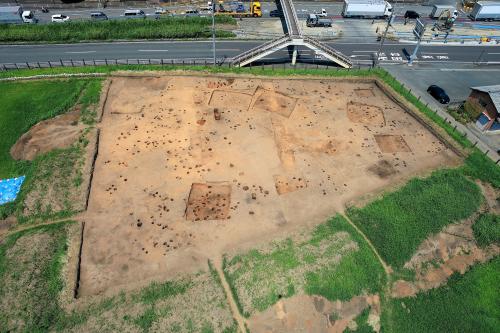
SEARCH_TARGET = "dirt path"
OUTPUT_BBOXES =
[0,214,84,241]
[213,257,247,333]
[342,213,392,275]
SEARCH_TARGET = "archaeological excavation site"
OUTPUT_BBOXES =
[1,71,498,333]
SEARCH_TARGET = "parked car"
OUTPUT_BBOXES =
[124,9,146,19]
[51,14,69,23]
[90,11,108,20]
[427,85,450,104]
[404,10,420,19]
[270,9,281,17]
[184,9,200,17]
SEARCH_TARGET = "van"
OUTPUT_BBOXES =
[184,9,200,17]
[91,11,108,20]
[124,9,146,19]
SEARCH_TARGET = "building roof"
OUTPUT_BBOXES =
[471,85,500,112]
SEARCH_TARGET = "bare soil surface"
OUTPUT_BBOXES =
[10,109,85,161]
[247,294,380,333]
[79,75,458,296]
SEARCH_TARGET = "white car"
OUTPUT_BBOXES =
[51,14,70,23]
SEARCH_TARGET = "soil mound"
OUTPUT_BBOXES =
[10,110,84,161]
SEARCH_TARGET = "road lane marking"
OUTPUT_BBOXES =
[138,49,169,52]
[488,52,500,54]
[65,51,96,54]
[352,50,376,53]
[421,52,448,54]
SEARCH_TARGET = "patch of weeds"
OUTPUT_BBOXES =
[0,221,74,332]
[472,213,500,247]
[347,169,482,269]
[135,279,191,305]
[382,257,500,333]
[223,215,385,316]
[134,306,157,332]
[80,79,103,125]
[462,150,500,189]
[345,307,375,333]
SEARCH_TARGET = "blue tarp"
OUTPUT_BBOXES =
[0,176,25,205]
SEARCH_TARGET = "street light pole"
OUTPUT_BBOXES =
[375,14,393,67]
[212,3,216,65]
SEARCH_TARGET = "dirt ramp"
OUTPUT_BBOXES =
[10,110,84,161]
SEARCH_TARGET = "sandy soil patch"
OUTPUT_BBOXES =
[79,75,458,296]
[247,293,380,333]
[10,109,85,161]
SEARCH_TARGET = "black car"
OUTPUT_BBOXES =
[270,9,282,17]
[427,85,450,104]
[404,10,420,19]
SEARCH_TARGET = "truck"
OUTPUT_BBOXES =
[429,5,456,18]
[469,2,500,21]
[215,1,262,17]
[0,6,38,24]
[306,13,332,27]
[342,0,392,18]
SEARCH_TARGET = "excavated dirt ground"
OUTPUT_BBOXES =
[10,109,85,161]
[79,75,459,296]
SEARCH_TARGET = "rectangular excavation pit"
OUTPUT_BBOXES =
[185,183,231,221]
[374,134,412,153]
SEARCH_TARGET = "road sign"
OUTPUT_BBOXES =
[413,18,425,39]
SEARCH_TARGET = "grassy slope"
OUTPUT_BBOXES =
[347,169,482,269]
[0,16,235,42]
[223,215,386,317]
[383,257,500,333]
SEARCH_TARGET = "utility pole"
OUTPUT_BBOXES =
[375,14,393,67]
[212,2,216,65]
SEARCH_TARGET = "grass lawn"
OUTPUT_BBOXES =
[0,79,102,221]
[223,215,386,317]
[382,257,500,333]
[0,16,235,43]
[472,213,500,248]
[347,169,483,269]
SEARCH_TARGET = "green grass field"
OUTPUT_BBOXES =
[383,257,500,333]
[347,169,483,269]
[0,79,102,221]
[472,213,500,248]
[0,16,235,43]
[223,215,386,317]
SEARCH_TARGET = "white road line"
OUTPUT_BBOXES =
[352,50,376,53]
[421,52,448,54]
[488,52,500,54]
[64,51,96,54]
[137,49,169,52]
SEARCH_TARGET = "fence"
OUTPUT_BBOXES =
[0,57,368,71]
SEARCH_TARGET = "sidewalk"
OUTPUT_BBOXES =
[384,64,500,163]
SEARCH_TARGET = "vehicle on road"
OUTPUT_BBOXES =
[427,85,450,104]
[270,9,281,17]
[314,8,328,17]
[124,9,146,19]
[342,0,393,19]
[215,1,262,17]
[0,6,38,24]
[429,5,455,19]
[184,9,200,17]
[306,13,332,27]
[51,14,70,23]
[90,12,108,20]
[469,1,500,21]
[404,10,419,19]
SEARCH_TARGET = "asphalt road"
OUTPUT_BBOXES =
[1,40,499,65]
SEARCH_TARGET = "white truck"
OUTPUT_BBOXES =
[342,0,392,18]
[0,6,38,24]
[429,5,456,18]
[469,2,500,21]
